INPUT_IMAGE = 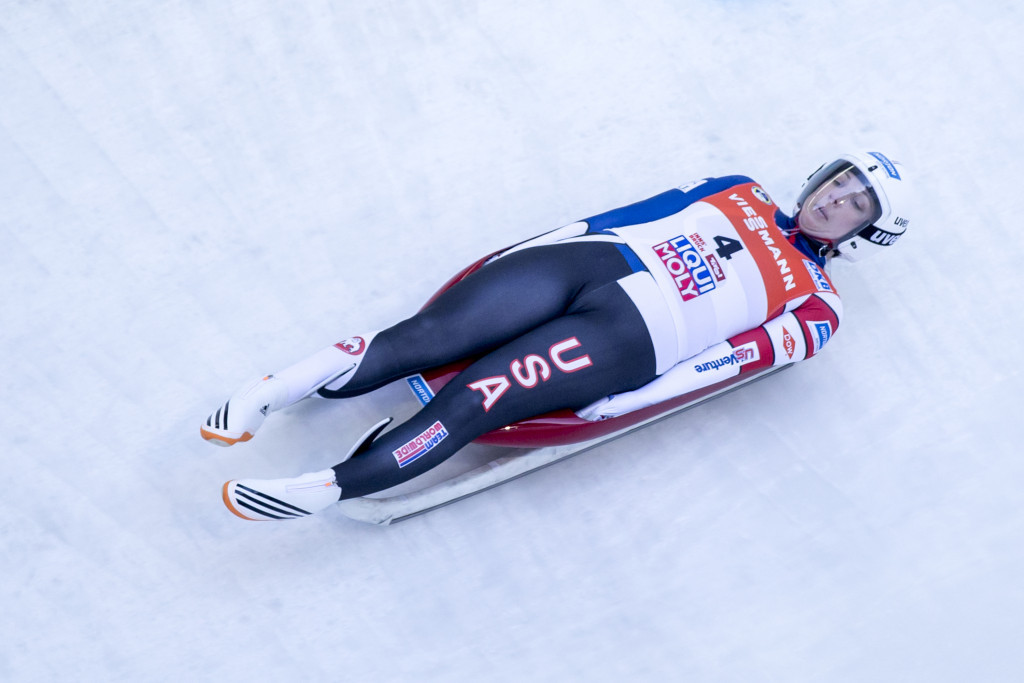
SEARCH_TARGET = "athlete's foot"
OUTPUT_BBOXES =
[222,469,342,521]
[201,375,288,446]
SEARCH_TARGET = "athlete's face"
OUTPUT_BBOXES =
[797,169,879,243]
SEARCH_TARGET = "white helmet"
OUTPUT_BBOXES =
[794,151,912,262]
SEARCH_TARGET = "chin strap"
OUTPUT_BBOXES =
[788,222,835,264]
[814,239,837,260]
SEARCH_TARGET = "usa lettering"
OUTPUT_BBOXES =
[467,337,593,412]
[728,193,795,291]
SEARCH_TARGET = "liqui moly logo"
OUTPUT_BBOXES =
[652,235,716,301]
[392,420,449,468]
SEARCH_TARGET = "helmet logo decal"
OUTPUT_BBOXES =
[859,227,902,246]
[867,152,901,180]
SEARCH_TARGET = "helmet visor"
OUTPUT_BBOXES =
[796,161,883,244]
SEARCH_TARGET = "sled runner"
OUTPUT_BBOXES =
[336,250,790,525]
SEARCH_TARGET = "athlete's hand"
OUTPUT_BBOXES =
[575,396,613,421]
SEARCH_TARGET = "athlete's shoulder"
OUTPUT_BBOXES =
[676,175,757,197]
[584,175,759,233]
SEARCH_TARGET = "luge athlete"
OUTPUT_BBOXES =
[202,151,913,522]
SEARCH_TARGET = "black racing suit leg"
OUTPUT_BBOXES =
[318,241,636,398]
[332,280,658,499]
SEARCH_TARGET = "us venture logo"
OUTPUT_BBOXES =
[694,341,760,373]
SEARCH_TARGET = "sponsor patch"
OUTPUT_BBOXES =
[335,336,366,355]
[694,353,738,373]
[732,341,760,365]
[781,326,796,359]
[694,342,760,373]
[392,420,449,468]
[867,152,900,180]
[687,233,708,252]
[803,259,833,293]
[809,320,833,354]
[861,227,902,246]
[752,186,773,205]
[652,235,717,302]
[706,254,725,282]
[727,193,795,291]
[678,178,710,193]
[406,374,435,406]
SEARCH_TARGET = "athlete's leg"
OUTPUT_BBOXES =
[330,281,657,499]
[319,241,636,397]
[202,242,633,446]
[222,280,658,518]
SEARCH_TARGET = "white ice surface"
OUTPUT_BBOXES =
[2,1,1023,681]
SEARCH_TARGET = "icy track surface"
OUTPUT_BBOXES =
[2,2,1023,681]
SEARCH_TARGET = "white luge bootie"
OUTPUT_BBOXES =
[222,469,342,521]
[201,334,378,447]
[201,375,288,447]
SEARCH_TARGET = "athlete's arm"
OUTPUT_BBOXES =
[583,176,755,233]
[497,176,755,259]
[576,291,843,420]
